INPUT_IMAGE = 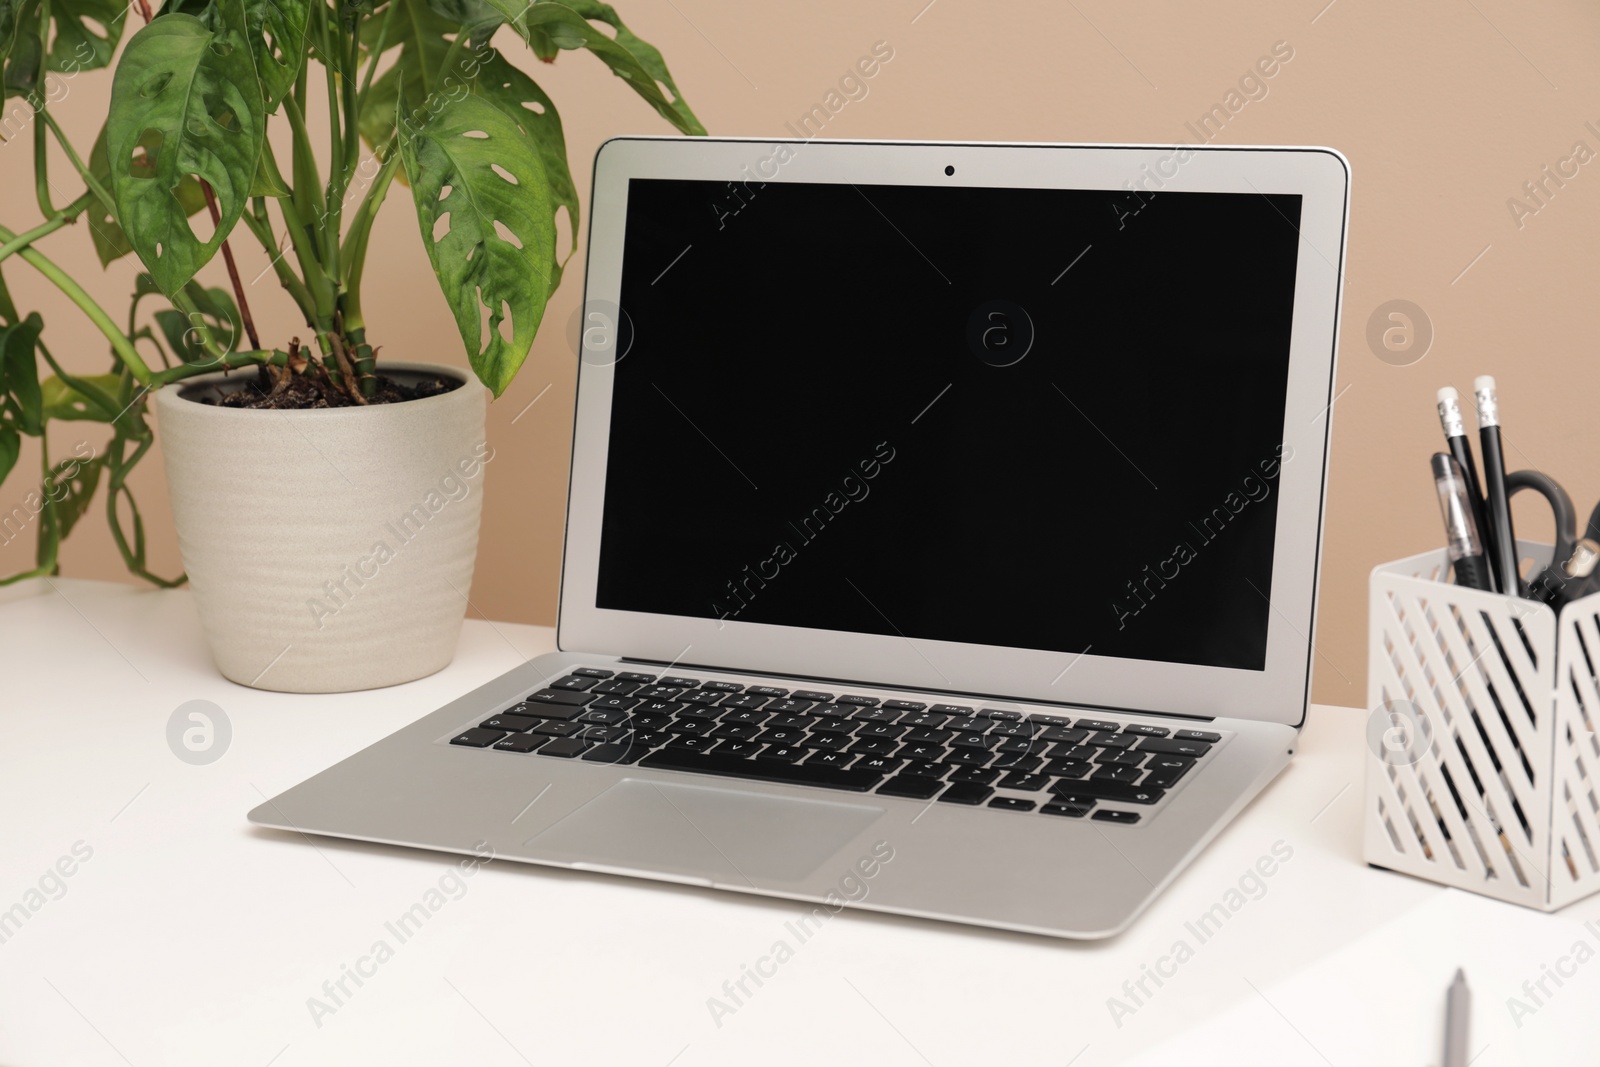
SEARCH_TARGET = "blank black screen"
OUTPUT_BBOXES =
[595,176,1301,671]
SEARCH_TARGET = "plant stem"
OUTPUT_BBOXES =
[39,111,114,214]
[32,119,56,218]
[0,213,70,263]
[150,348,289,386]
[339,136,400,335]
[0,224,150,384]
[237,203,318,326]
[36,341,122,424]
[199,181,262,350]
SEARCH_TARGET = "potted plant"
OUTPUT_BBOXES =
[0,0,702,690]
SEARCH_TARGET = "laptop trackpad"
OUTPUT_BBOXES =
[524,778,884,885]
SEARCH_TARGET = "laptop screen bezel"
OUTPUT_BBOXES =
[557,138,1347,727]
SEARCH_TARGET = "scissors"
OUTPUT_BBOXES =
[1506,470,1600,607]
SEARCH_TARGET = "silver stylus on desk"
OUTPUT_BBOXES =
[1442,968,1470,1067]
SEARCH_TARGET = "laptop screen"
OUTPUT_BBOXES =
[594,177,1302,672]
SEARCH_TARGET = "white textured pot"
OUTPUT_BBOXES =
[155,363,489,693]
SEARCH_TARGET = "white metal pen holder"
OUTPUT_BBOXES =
[1365,541,1600,910]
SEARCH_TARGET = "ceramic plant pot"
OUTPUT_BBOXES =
[155,363,489,693]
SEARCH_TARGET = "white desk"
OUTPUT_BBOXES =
[1,579,1594,1066]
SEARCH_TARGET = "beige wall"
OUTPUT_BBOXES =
[6,0,1600,708]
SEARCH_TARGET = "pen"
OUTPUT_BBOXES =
[1474,376,1521,595]
[1431,454,1493,591]
[1442,968,1470,1067]
[1437,387,1496,592]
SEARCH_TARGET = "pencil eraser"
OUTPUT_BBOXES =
[1474,374,1496,392]
[1437,386,1459,403]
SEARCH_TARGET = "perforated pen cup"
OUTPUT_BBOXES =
[1365,541,1600,910]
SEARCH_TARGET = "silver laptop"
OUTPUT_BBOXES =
[251,138,1348,939]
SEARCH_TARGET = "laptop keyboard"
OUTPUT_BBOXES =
[446,668,1223,823]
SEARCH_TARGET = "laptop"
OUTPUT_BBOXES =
[250,138,1348,939]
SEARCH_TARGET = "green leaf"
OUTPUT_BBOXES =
[399,90,555,397]
[41,372,121,421]
[106,1,266,297]
[0,426,17,485]
[243,0,310,113]
[0,261,17,325]
[482,0,704,136]
[469,51,577,286]
[0,0,23,74]
[249,151,291,196]
[154,280,241,362]
[0,312,44,436]
[422,0,500,42]
[47,451,104,541]
[87,122,209,268]
[2,0,42,103]
[357,0,451,151]
[46,0,126,72]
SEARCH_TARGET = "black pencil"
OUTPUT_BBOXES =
[1474,375,1520,596]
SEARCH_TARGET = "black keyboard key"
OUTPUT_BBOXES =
[855,756,905,775]
[757,745,806,762]
[526,688,593,707]
[945,716,991,733]
[1053,744,1099,762]
[929,704,975,716]
[635,686,685,700]
[679,690,724,706]
[1121,723,1170,737]
[1039,726,1091,745]
[701,680,743,692]
[756,726,806,745]
[896,759,943,779]
[882,699,927,711]
[1141,737,1213,757]
[877,775,943,799]
[1091,732,1140,750]
[712,740,763,758]
[720,709,770,725]
[805,732,853,752]
[837,695,880,706]
[629,731,672,748]
[990,754,1042,774]
[898,743,947,762]
[670,718,716,736]
[994,737,1044,756]
[675,706,720,721]
[1175,729,1222,743]
[720,693,770,711]
[666,734,717,753]
[979,709,1024,722]
[536,737,590,758]
[577,708,628,725]
[768,713,817,730]
[660,676,700,688]
[949,765,1000,785]
[640,749,883,791]
[938,782,993,805]
[791,690,834,702]
[710,724,760,741]
[576,725,628,743]
[449,728,505,748]
[582,742,648,764]
[1043,757,1093,778]
[767,700,815,715]
[587,696,641,713]
[988,797,1036,812]
[998,771,1051,791]
[631,711,675,730]
[1041,801,1092,818]
[856,722,906,739]
[493,734,545,753]
[806,750,857,769]
[747,686,789,697]
[850,707,902,724]
[1092,764,1143,783]
[1027,713,1076,727]
[573,667,614,678]
[906,727,955,745]
[989,721,1039,738]
[531,720,582,737]
[634,700,684,716]
[812,716,856,733]
[847,737,899,757]
[480,714,539,732]
[947,748,992,766]
[809,703,856,718]
[1093,809,1141,824]
[1143,755,1196,787]
[1051,780,1165,805]
[616,672,657,683]
[950,733,997,751]
[1076,719,1123,732]
[552,675,598,691]
[591,679,641,695]
[1097,750,1146,768]
[901,712,951,729]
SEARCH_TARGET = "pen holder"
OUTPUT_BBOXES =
[1364,541,1600,910]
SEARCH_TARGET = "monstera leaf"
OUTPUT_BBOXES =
[86,122,209,268]
[357,0,451,151]
[1,0,41,103]
[154,280,241,361]
[469,50,577,285]
[106,0,265,296]
[482,0,703,135]
[243,0,310,112]
[398,90,554,397]
[0,312,43,436]
[46,0,125,71]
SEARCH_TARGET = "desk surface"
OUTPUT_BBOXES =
[1,579,1595,1066]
